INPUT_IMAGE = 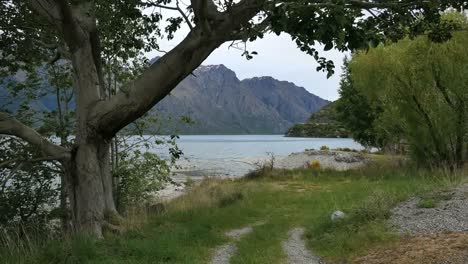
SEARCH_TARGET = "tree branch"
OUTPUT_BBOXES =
[0,156,64,168]
[191,0,223,31]
[147,0,194,30]
[29,0,63,25]
[88,0,267,137]
[283,0,427,9]
[0,112,70,160]
[88,29,223,137]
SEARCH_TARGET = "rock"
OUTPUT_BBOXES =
[334,152,365,163]
[331,210,346,222]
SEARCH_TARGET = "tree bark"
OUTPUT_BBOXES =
[71,142,105,237]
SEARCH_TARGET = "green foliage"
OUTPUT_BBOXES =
[113,136,179,212]
[286,123,349,138]
[320,145,330,151]
[335,58,385,148]
[307,160,321,169]
[218,191,244,208]
[286,102,350,138]
[0,139,59,226]
[417,190,454,208]
[348,13,468,167]
[350,190,395,223]
[417,198,436,208]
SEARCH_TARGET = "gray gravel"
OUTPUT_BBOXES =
[276,150,368,171]
[282,228,322,264]
[210,224,256,264]
[390,184,468,234]
[211,244,238,264]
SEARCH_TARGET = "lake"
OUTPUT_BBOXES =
[159,135,363,178]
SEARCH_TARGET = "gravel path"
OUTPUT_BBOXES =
[282,228,322,264]
[390,184,468,234]
[211,244,238,264]
[210,225,255,264]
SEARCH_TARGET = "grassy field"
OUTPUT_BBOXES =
[1,163,463,264]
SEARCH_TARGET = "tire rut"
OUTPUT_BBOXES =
[282,227,322,264]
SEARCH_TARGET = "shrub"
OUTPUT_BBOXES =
[320,145,330,151]
[0,138,60,228]
[245,153,275,179]
[114,151,171,212]
[308,160,321,169]
[351,190,395,223]
[218,191,244,208]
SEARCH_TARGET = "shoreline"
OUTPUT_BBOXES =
[156,149,368,201]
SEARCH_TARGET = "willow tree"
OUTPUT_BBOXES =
[0,0,465,236]
[349,14,468,168]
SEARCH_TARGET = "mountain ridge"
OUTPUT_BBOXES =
[0,63,329,134]
[154,63,329,134]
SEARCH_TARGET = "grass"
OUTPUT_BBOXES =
[417,190,455,208]
[1,164,464,263]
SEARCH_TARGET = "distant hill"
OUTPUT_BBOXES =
[285,101,350,138]
[154,64,329,134]
[1,64,329,135]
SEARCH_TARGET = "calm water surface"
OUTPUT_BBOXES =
[159,135,362,177]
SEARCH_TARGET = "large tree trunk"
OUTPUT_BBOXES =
[65,139,117,237]
[65,18,118,235]
[73,143,106,236]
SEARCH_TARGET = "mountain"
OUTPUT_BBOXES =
[154,64,329,134]
[285,101,350,138]
[0,64,329,134]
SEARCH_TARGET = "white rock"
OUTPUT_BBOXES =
[331,210,346,222]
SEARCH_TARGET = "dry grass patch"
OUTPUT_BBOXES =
[353,232,468,264]
[168,178,251,212]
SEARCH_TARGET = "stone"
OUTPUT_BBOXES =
[331,210,346,222]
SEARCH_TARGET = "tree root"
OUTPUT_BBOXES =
[102,221,125,234]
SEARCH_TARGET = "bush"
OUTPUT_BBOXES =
[320,145,330,151]
[350,190,395,223]
[0,137,60,228]
[308,160,321,169]
[114,151,171,212]
[245,153,275,179]
[218,191,244,208]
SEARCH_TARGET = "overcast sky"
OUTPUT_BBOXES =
[147,15,346,101]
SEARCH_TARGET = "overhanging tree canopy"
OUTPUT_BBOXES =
[0,0,466,237]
